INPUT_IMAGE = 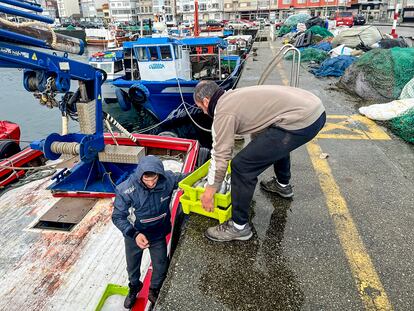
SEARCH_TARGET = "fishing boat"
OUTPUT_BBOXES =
[111,36,244,122]
[88,50,125,103]
[0,132,201,310]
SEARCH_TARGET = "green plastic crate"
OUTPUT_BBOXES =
[95,283,128,311]
[178,159,232,223]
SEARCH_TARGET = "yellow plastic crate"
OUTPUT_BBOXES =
[180,194,232,223]
[178,159,232,223]
[95,283,128,311]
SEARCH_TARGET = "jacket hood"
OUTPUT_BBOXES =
[134,155,166,182]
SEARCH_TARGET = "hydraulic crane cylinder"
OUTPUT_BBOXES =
[0,19,84,55]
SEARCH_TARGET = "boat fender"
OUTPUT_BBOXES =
[128,83,150,107]
[115,88,132,111]
[0,141,21,159]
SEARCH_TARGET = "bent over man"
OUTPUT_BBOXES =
[194,81,326,242]
[112,155,185,308]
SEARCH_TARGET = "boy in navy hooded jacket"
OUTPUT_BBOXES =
[112,155,186,308]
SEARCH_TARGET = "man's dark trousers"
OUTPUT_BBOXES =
[124,237,169,289]
[231,112,326,225]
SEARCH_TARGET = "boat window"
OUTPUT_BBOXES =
[90,63,98,68]
[114,60,123,73]
[99,63,113,74]
[160,45,172,60]
[136,47,149,61]
[174,46,182,59]
[148,46,159,60]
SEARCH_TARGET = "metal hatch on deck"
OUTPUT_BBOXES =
[33,198,97,232]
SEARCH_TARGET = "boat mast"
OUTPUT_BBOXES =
[194,0,200,37]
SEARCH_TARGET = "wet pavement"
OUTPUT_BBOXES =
[156,38,414,310]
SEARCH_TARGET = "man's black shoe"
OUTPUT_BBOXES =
[148,288,160,305]
[260,177,293,198]
[124,281,143,309]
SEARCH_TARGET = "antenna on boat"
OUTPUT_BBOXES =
[194,0,200,37]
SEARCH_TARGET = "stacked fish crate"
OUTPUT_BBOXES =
[178,160,232,223]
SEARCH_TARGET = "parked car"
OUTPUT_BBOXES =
[226,20,252,30]
[354,14,366,25]
[206,20,224,27]
[256,18,270,26]
[332,11,354,27]
[182,20,193,27]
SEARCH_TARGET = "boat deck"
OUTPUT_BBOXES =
[0,135,199,310]
[0,178,133,310]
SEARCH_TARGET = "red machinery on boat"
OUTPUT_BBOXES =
[0,121,44,188]
[0,120,20,142]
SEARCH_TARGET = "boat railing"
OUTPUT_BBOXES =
[257,44,301,87]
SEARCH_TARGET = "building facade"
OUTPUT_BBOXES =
[223,0,278,20]
[108,0,138,22]
[57,0,80,18]
[137,0,154,21]
[40,0,58,19]
[177,0,224,22]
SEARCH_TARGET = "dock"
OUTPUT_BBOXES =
[156,37,414,310]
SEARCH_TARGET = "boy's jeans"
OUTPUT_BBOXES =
[124,236,169,289]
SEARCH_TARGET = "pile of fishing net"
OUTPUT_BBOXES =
[285,47,328,63]
[305,26,333,39]
[390,108,414,144]
[339,47,414,102]
[278,25,292,37]
[284,13,310,27]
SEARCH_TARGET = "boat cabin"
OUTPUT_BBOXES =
[89,50,124,81]
[122,37,230,81]
[123,37,191,81]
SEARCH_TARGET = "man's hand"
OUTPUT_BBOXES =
[135,233,149,249]
[201,186,216,212]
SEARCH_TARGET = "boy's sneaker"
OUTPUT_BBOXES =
[124,281,143,309]
[205,220,253,242]
[260,177,293,198]
[148,288,160,305]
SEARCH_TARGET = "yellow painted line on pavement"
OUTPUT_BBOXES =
[307,140,393,311]
[271,43,394,310]
[318,115,391,140]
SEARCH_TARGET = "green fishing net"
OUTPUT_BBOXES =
[390,108,414,144]
[305,26,333,38]
[285,47,328,63]
[340,47,414,101]
[278,25,292,36]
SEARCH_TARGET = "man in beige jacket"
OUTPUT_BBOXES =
[194,81,326,242]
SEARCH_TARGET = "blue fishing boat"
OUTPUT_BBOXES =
[110,36,243,122]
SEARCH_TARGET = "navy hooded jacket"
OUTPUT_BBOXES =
[112,155,185,242]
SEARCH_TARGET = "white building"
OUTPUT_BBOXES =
[56,0,80,18]
[136,0,153,21]
[81,0,108,18]
[108,0,138,22]
[39,0,58,20]
[177,0,223,22]
[153,0,176,24]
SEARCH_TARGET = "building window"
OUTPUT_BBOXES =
[199,3,206,10]
[282,0,291,4]
[225,3,231,8]
[239,3,247,7]
[212,3,219,9]
[297,0,306,3]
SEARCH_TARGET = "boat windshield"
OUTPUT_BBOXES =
[134,45,174,62]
